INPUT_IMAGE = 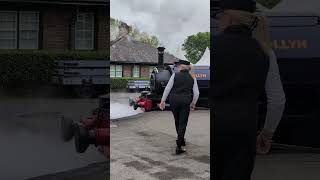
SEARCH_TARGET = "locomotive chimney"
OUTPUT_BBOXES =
[157,47,165,70]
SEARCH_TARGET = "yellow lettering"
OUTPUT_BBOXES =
[271,40,308,49]
[273,40,278,49]
[195,74,206,78]
[297,40,308,49]
[288,40,297,48]
[280,40,290,49]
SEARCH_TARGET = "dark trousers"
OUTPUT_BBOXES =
[213,142,256,180]
[213,103,258,180]
[171,103,190,147]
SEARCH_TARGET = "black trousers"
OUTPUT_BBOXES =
[213,140,256,180]
[213,103,258,180]
[170,102,190,147]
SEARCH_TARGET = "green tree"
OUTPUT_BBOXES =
[110,17,159,47]
[257,0,281,9]
[138,32,159,48]
[182,32,210,64]
[110,17,121,40]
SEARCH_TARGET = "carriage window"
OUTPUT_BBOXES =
[0,11,17,49]
[75,13,94,50]
[133,65,140,78]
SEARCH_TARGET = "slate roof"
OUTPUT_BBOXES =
[111,37,179,64]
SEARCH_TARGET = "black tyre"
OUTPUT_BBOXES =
[61,116,75,142]
[74,124,90,153]
[129,98,135,106]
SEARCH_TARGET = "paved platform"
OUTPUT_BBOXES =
[110,109,211,180]
[253,150,320,180]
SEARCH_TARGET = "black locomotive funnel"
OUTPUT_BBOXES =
[157,47,165,70]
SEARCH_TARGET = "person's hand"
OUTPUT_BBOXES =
[256,130,273,155]
[159,101,165,110]
[190,103,196,111]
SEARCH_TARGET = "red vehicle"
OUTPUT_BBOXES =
[60,94,109,155]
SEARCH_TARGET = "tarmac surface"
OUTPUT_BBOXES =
[110,92,320,180]
[2,89,320,180]
[110,93,211,180]
[0,94,108,180]
[253,153,320,180]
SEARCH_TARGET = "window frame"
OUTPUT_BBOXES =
[110,64,123,78]
[0,10,39,50]
[115,64,123,78]
[132,64,140,78]
[110,64,116,78]
[18,11,40,49]
[0,11,18,49]
[74,13,95,50]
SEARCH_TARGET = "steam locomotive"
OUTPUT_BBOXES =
[129,47,210,112]
[131,4,320,148]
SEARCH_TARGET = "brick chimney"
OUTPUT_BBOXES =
[119,22,130,38]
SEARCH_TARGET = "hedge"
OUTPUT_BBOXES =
[111,77,149,89]
[0,50,109,87]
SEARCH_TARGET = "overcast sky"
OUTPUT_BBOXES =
[110,0,210,56]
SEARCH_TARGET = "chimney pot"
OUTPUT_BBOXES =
[157,47,165,69]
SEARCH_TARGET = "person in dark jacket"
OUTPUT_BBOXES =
[212,0,270,179]
[159,59,200,154]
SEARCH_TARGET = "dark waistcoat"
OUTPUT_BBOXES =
[212,25,269,139]
[169,70,194,105]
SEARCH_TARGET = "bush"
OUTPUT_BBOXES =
[111,77,150,89]
[0,50,109,87]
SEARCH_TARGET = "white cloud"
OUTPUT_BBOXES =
[110,0,210,57]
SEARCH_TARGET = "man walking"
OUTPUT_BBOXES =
[212,0,270,179]
[160,59,200,154]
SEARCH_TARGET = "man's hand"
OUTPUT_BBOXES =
[256,130,273,155]
[190,103,196,111]
[159,101,166,110]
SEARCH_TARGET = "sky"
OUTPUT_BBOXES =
[110,0,210,56]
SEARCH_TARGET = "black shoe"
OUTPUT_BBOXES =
[176,146,186,155]
[176,138,186,146]
[182,139,186,146]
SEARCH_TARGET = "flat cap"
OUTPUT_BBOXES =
[178,59,190,65]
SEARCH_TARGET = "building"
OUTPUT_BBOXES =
[0,0,108,50]
[110,23,179,78]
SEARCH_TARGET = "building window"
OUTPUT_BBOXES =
[0,11,39,49]
[110,65,115,78]
[0,11,17,49]
[110,65,122,77]
[19,12,39,49]
[133,65,140,78]
[75,13,94,50]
